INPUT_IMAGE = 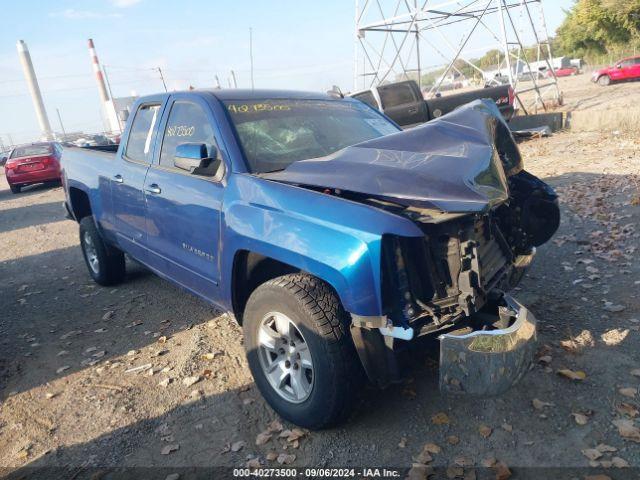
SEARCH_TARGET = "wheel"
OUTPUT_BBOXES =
[79,216,126,286]
[598,75,611,86]
[9,184,21,194]
[243,273,362,429]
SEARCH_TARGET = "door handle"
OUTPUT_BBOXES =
[408,107,418,114]
[113,174,124,184]
[145,184,161,195]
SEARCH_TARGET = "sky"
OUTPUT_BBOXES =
[0,0,574,145]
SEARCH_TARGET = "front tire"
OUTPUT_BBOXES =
[9,184,21,194]
[243,274,362,429]
[598,75,611,86]
[79,216,126,286]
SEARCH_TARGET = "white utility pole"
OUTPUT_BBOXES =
[16,40,53,140]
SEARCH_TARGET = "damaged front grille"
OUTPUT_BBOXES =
[382,214,513,333]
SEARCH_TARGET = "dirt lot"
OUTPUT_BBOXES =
[1,77,639,479]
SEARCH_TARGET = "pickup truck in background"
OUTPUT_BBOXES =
[592,55,640,86]
[349,79,515,128]
[61,89,559,429]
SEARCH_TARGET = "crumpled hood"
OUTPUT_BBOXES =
[264,99,523,213]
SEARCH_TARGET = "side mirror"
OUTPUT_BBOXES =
[174,143,217,174]
[616,64,622,69]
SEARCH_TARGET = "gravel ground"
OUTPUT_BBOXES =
[0,82,639,479]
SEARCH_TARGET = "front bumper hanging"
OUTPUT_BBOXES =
[439,294,536,396]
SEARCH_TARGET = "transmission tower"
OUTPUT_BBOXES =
[354,0,561,114]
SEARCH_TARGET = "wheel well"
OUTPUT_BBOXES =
[69,187,92,222]
[231,251,299,324]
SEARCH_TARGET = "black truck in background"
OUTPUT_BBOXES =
[350,80,515,128]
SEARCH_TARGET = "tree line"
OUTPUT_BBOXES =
[555,0,640,58]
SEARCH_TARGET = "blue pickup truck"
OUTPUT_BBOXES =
[61,89,559,429]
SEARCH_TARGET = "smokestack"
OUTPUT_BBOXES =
[88,38,110,102]
[16,40,53,140]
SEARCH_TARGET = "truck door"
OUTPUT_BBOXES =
[111,102,162,262]
[378,81,428,127]
[142,96,224,302]
[613,59,633,80]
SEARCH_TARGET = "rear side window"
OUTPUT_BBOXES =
[353,91,378,109]
[379,83,417,108]
[125,104,161,163]
[159,101,218,170]
[11,145,52,158]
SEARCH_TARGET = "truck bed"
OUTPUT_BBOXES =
[61,146,118,199]
[426,85,514,120]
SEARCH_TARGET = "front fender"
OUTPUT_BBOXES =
[220,174,423,316]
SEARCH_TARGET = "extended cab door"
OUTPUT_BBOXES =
[111,101,163,261]
[377,81,428,127]
[142,95,225,302]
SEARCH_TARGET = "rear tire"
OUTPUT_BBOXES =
[9,184,21,194]
[79,216,126,286]
[598,75,611,86]
[243,273,362,429]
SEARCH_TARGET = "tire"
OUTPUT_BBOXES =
[598,75,611,86]
[79,216,126,286]
[243,273,362,429]
[9,184,21,194]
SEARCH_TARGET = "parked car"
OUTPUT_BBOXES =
[592,56,640,86]
[74,135,114,148]
[547,66,580,77]
[517,70,546,82]
[4,142,63,193]
[349,79,515,127]
[61,90,559,429]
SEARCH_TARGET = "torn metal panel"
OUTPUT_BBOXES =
[439,294,537,396]
[264,100,522,214]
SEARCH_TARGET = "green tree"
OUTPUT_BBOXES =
[555,0,640,56]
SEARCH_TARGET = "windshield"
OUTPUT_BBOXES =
[223,99,400,173]
[11,145,52,158]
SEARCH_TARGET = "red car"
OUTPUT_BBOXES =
[4,142,62,194]
[592,56,640,86]
[547,66,579,77]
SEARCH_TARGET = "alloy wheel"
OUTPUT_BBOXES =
[257,311,314,403]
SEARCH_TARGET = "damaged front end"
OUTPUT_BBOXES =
[266,100,559,395]
[377,167,558,337]
[352,174,554,393]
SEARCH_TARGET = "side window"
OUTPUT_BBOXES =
[125,104,161,163]
[620,59,633,68]
[159,101,219,174]
[353,91,379,109]
[379,83,417,108]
